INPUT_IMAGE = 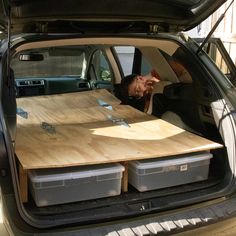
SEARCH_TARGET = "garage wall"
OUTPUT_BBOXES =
[212,1,236,66]
[194,1,236,65]
[198,0,236,65]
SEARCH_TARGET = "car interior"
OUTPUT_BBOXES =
[8,36,232,226]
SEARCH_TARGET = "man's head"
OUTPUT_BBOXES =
[120,71,160,103]
[120,74,150,101]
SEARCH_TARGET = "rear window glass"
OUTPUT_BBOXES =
[11,46,87,78]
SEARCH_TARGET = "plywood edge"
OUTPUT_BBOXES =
[17,143,223,170]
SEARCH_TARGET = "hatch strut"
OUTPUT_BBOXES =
[196,0,234,55]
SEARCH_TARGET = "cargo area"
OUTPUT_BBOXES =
[15,89,224,209]
[9,37,233,226]
[0,0,234,232]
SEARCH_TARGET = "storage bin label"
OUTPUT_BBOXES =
[163,166,178,172]
[162,164,188,173]
[180,164,188,171]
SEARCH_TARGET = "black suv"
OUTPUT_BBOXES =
[0,0,236,235]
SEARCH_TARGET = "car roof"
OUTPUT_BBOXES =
[0,0,227,35]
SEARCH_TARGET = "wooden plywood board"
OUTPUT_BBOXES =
[17,89,121,109]
[17,102,145,127]
[15,89,224,202]
[15,112,223,170]
[17,89,122,126]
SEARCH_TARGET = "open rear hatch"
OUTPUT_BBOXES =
[0,0,227,34]
[0,0,232,231]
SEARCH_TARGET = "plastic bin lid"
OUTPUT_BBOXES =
[29,163,125,182]
[129,152,213,169]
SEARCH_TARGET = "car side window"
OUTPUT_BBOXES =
[114,46,134,76]
[205,42,232,75]
[114,46,152,76]
[91,50,112,81]
[89,50,113,90]
[140,56,152,75]
[195,38,236,86]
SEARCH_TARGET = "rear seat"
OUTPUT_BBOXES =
[146,80,172,114]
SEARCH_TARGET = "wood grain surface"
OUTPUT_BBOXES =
[15,89,223,170]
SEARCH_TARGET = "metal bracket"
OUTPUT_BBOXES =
[97,99,113,110]
[107,115,130,128]
[149,24,159,34]
[36,22,48,33]
[17,108,28,119]
[41,122,56,134]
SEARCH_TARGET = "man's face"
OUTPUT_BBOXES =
[128,76,147,99]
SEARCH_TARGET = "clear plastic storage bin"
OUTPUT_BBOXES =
[129,152,213,192]
[29,163,124,207]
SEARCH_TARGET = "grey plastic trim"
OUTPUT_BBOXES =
[33,196,236,236]
[211,99,236,177]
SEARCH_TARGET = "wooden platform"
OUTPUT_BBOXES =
[15,89,223,202]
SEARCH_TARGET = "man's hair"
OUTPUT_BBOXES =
[119,73,138,104]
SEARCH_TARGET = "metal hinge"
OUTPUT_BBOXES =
[36,22,48,33]
[149,24,159,34]
[41,122,56,134]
